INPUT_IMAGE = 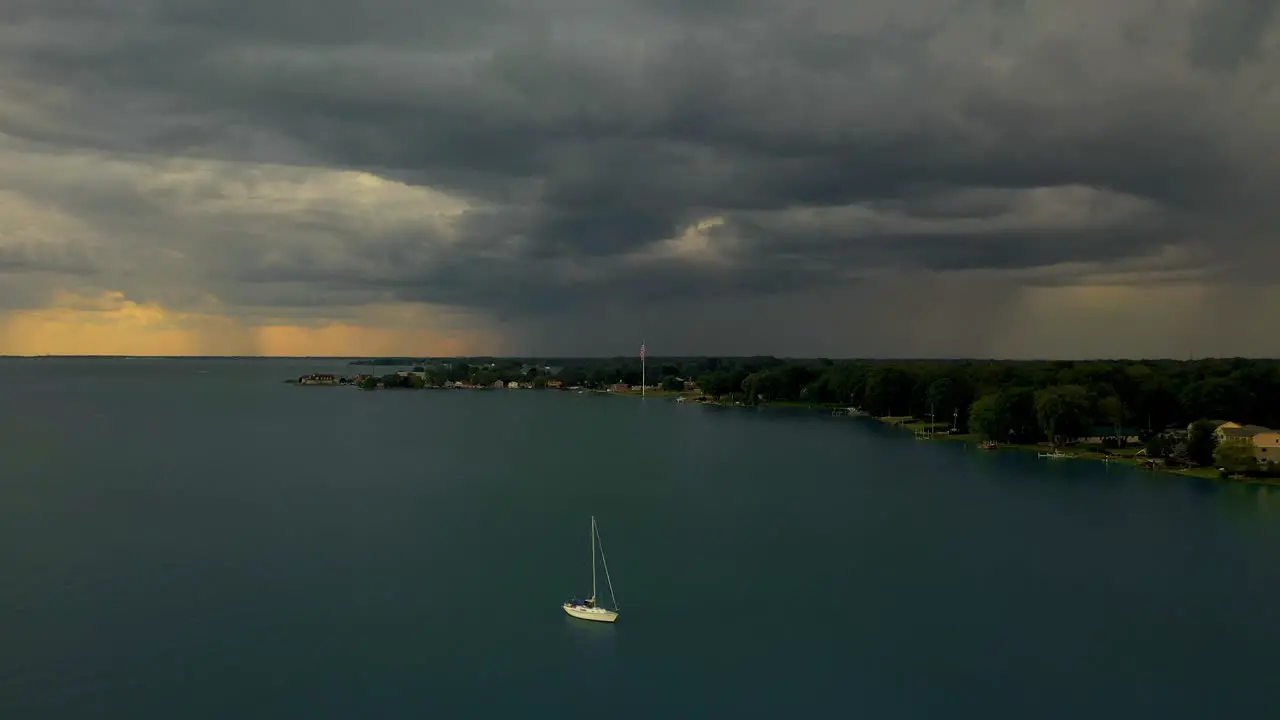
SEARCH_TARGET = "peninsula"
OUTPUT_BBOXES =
[290,356,1280,483]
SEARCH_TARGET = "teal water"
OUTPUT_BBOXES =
[2,358,1279,718]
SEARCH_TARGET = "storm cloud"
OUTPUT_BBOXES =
[1,0,1278,356]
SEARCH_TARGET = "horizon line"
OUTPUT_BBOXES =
[1,354,1274,362]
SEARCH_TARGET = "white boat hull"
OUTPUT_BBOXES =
[563,604,618,623]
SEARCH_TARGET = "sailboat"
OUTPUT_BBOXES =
[563,516,620,623]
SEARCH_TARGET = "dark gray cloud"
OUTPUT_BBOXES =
[1,0,1278,354]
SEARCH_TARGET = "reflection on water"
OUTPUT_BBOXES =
[1226,483,1280,520]
[564,615,618,661]
[1258,486,1278,514]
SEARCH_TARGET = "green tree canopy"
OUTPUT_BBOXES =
[1214,442,1258,475]
[1186,419,1219,467]
[1034,385,1093,445]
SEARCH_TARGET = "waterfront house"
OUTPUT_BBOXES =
[546,379,564,389]
[507,381,520,389]
[491,380,505,389]
[609,383,630,392]
[1253,432,1280,463]
[1216,423,1272,446]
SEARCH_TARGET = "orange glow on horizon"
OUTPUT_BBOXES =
[0,291,496,356]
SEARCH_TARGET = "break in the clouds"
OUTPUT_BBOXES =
[0,0,1278,357]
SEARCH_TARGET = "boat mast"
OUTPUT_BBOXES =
[596,519,619,611]
[590,515,597,602]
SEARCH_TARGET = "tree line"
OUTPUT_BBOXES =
[410,357,1276,432]
[364,355,1279,473]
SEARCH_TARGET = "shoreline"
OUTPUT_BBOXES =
[871,416,1280,487]
[290,380,1278,487]
[640,393,1280,488]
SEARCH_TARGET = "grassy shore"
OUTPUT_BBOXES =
[874,416,1280,485]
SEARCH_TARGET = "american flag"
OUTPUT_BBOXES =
[640,342,645,360]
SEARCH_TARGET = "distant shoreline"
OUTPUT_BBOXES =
[281,370,1278,487]
[619,393,1280,488]
[869,415,1280,487]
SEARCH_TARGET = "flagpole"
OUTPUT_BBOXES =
[640,341,645,397]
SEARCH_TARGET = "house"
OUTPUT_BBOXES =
[1216,423,1272,446]
[1253,432,1280,464]
[491,380,505,389]
[507,380,520,389]
[610,383,629,392]
[546,379,563,389]
[683,380,698,391]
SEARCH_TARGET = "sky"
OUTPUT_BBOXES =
[1,0,1278,358]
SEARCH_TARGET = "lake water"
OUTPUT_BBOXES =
[2,358,1279,718]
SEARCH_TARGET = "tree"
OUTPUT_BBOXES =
[532,376,547,389]
[699,369,749,398]
[999,387,1040,441]
[555,367,585,387]
[926,377,953,417]
[661,375,683,392]
[1034,385,1093,445]
[1185,419,1219,467]
[1098,395,1123,428]
[1097,395,1126,447]
[863,367,915,417]
[1214,442,1258,475]
[925,375,974,430]
[359,376,377,390]
[1181,377,1254,424]
[1144,432,1176,459]
[587,367,617,388]
[697,371,733,397]
[968,394,1004,441]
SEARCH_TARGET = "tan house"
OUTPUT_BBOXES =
[1217,423,1272,445]
[1254,432,1280,464]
